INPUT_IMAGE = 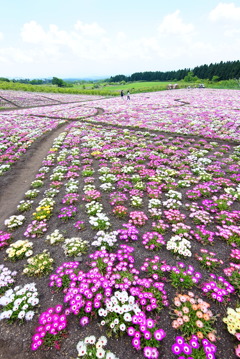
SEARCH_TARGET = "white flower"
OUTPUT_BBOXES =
[106,352,116,359]
[123,313,132,322]
[98,336,107,346]
[120,323,126,331]
[122,304,129,312]
[18,310,26,319]
[96,348,105,358]
[88,335,96,344]
[25,311,35,320]
[22,304,29,310]
[3,310,13,319]
[77,343,87,356]
[0,297,11,306]
[98,308,105,316]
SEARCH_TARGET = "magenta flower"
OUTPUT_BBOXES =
[80,316,89,326]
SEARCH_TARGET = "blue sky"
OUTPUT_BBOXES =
[1,0,240,78]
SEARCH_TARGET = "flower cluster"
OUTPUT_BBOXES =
[25,189,40,199]
[17,199,33,212]
[128,311,166,358]
[0,230,12,249]
[83,189,101,202]
[201,274,235,303]
[24,219,48,238]
[92,230,119,251]
[98,290,140,337]
[195,249,223,271]
[112,205,128,218]
[76,335,119,359]
[89,213,111,231]
[0,264,17,294]
[164,209,186,223]
[230,248,240,263]
[58,205,77,221]
[62,237,89,257]
[61,192,79,204]
[152,219,169,234]
[31,304,67,351]
[6,239,33,261]
[191,225,215,245]
[140,256,169,281]
[223,307,240,336]
[166,235,192,257]
[74,220,86,230]
[169,263,202,289]
[4,214,25,230]
[23,250,54,276]
[0,282,39,322]
[171,335,217,358]
[31,179,44,188]
[118,223,139,242]
[223,263,240,295]
[172,292,216,340]
[189,210,212,225]
[86,201,103,215]
[46,229,65,245]
[142,231,165,250]
[32,199,55,221]
[223,307,240,358]
[129,211,148,226]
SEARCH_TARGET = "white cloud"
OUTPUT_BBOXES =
[0,47,33,63]
[224,28,240,37]
[0,32,3,41]
[158,10,194,36]
[209,2,240,21]
[74,21,106,37]
[1,13,239,78]
[21,21,46,43]
[21,21,70,45]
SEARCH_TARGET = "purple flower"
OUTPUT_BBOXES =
[144,331,152,340]
[189,339,199,349]
[182,343,192,355]
[143,347,153,359]
[151,347,159,359]
[172,343,182,355]
[175,336,185,345]
[154,329,166,341]
[132,337,141,350]
[206,354,215,359]
[80,316,89,326]
[127,327,135,336]
[146,318,155,328]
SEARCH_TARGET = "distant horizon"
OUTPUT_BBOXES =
[3,58,238,81]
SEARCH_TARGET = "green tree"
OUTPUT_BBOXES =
[212,75,220,82]
[52,77,65,87]
[0,77,10,82]
[184,71,199,82]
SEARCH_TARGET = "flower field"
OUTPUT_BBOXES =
[0,88,240,359]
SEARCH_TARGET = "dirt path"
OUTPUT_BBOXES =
[0,122,69,225]
[0,104,107,228]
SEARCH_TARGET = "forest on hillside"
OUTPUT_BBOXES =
[109,60,240,83]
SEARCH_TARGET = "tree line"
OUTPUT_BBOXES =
[108,60,240,83]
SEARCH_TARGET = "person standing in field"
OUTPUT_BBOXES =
[121,90,124,98]
[127,91,130,100]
